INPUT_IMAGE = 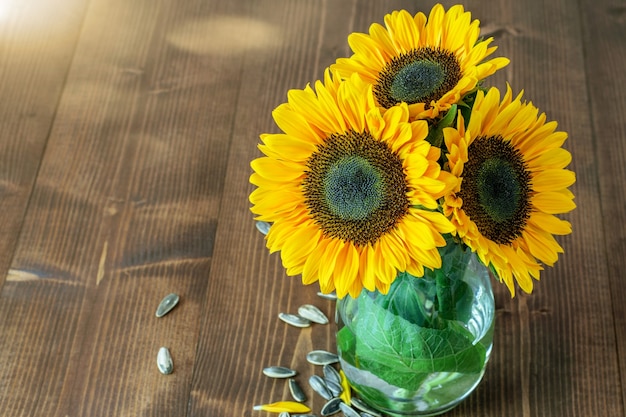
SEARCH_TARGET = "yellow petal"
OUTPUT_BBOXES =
[253,401,312,413]
[522,229,562,267]
[302,241,329,285]
[281,222,322,270]
[334,242,360,299]
[361,247,378,292]
[261,133,317,161]
[533,191,576,214]
[527,147,572,170]
[532,169,576,192]
[339,370,352,405]
[527,212,572,235]
[318,239,342,293]
[250,157,304,181]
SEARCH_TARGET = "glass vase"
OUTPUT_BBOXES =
[335,240,495,416]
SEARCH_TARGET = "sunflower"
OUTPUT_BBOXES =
[330,4,509,120]
[442,85,576,295]
[249,70,456,298]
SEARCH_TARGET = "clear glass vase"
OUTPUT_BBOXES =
[335,241,495,417]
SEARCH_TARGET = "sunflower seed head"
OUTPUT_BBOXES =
[263,366,297,378]
[155,293,180,318]
[279,313,311,328]
[157,347,173,375]
[306,350,339,366]
[309,375,333,400]
[297,304,329,324]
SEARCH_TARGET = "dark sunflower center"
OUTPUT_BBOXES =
[303,130,410,246]
[458,135,532,244]
[390,60,446,104]
[477,159,521,223]
[323,155,383,221]
[374,47,462,109]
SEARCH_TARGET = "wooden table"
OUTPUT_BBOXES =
[0,0,623,416]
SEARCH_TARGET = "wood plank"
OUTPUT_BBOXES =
[579,0,626,405]
[0,0,238,415]
[0,0,90,286]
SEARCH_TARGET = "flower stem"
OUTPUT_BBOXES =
[435,267,456,321]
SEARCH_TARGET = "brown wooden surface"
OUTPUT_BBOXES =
[0,0,623,416]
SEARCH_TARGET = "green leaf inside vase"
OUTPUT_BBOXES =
[347,292,487,392]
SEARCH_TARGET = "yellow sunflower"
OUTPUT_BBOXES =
[330,4,509,120]
[249,70,456,298]
[442,85,576,295]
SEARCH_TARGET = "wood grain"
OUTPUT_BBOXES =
[0,0,623,416]
[0,0,90,286]
[580,0,626,406]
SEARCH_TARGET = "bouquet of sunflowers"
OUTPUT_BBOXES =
[250,4,575,415]
[249,3,575,299]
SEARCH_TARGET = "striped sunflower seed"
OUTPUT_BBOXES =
[297,304,329,324]
[157,347,173,375]
[317,291,337,301]
[263,366,297,378]
[155,293,180,318]
[255,221,271,235]
[288,378,307,402]
[325,379,343,397]
[278,413,290,417]
[309,375,332,400]
[320,398,342,416]
[306,350,339,365]
[339,402,361,417]
[278,313,311,328]
[323,364,342,386]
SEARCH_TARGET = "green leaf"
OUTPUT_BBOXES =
[352,294,486,391]
[425,104,457,148]
[381,273,436,327]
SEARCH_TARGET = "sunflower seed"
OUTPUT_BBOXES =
[263,366,297,378]
[306,350,339,365]
[278,413,290,417]
[279,313,311,328]
[350,398,382,417]
[293,415,318,417]
[359,413,375,417]
[317,291,337,300]
[320,398,342,416]
[339,403,361,417]
[297,304,329,324]
[155,293,180,318]
[157,347,173,374]
[288,378,307,402]
[256,221,271,235]
[309,375,333,400]
[325,379,343,397]
[323,364,342,386]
